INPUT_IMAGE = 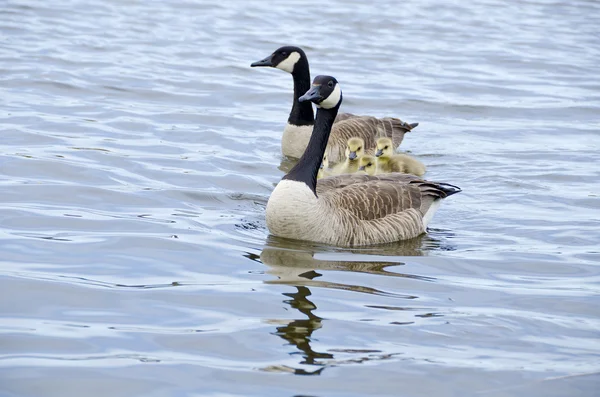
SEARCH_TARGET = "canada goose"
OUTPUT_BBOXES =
[331,137,366,175]
[376,137,426,177]
[357,155,377,176]
[265,75,461,247]
[251,46,419,161]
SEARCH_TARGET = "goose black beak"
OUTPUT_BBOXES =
[251,54,274,67]
[299,85,322,103]
[375,149,383,157]
[348,151,357,160]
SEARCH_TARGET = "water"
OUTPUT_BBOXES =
[1,0,599,395]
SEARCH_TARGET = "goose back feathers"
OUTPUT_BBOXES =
[325,117,416,164]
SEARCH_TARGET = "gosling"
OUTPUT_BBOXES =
[357,155,377,176]
[331,137,366,175]
[375,137,426,177]
[317,153,331,180]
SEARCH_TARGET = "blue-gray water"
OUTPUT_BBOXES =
[1,0,599,396]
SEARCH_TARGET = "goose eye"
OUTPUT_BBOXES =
[328,81,334,88]
[281,51,287,56]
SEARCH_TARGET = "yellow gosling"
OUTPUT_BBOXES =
[357,155,377,176]
[375,137,426,176]
[331,137,365,175]
[317,153,331,179]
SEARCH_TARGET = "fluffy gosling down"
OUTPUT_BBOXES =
[331,137,366,175]
[358,155,377,176]
[376,137,427,177]
[317,154,331,180]
[265,75,461,247]
[251,46,419,161]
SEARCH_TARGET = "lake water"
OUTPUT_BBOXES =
[1,0,599,396]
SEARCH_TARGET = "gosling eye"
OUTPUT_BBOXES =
[368,163,372,167]
[384,146,389,149]
[357,147,362,151]
[328,81,334,88]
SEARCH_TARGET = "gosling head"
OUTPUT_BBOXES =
[375,137,394,158]
[345,137,365,162]
[358,155,377,176]
[320,153,329,170]
[298,75,342,110]
[250,46,307,74]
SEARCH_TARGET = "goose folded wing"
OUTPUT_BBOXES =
[325,117,417,163]
[334,112,358,122]
[324,117,380,163]
[320,179,424,221]
[316,173,420,195]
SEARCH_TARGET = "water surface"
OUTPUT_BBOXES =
[1,0,599,396]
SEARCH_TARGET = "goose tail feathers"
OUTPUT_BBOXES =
[434,182,462,197]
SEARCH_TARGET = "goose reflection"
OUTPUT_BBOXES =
[278,156,297,174]
[271,284,331,375]
[249,240,438,375]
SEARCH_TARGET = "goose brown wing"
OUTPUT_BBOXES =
[334,112,358,122]
[316,173,419,195]
[323,180,424,221]
[317,174,460,220]
[378,117,418,148]
[325,117,419,163]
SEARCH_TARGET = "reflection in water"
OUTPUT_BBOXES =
[264,232,454,257]
[272,285,330,375]
[278,157,298,175]
[250,243,437,374]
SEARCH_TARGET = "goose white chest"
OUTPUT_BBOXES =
[266,180,324,239]
[281,123,313,158]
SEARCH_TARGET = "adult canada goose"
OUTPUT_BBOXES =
[376,137,427,177]
[331,137,366,175]
[251,46,419,162]
[265,75,461,247]
[358,155,377,176]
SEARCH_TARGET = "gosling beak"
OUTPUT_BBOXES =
[348,151,357,160]
[251,54,274,67]
[358,165,365,171]
[375,149,383,157]
[299,85,322,103]
[319,163,324,169]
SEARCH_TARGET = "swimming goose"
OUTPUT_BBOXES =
[265,75,461,247]
[376,137,427,177]
[357,155,377,176]
[251,46,419,161]
[331,137,366,175]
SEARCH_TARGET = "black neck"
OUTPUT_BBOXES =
[288,60,314,126]
[283,104,339,195]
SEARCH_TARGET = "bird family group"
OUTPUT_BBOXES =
[250,46,461,248]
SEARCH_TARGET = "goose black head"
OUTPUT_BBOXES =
[250,46,306,74]
[298,75,342,110]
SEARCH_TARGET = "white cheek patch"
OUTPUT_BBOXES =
[275,51,301,73]
[316,84,341,109]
